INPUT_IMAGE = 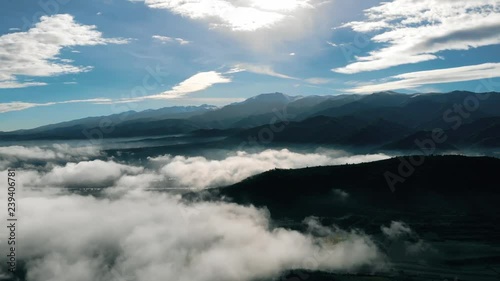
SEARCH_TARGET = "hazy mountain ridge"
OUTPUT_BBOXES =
[2,91,500,149]
[0,104,216,135]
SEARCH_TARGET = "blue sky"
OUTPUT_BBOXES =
[1,0,499,131]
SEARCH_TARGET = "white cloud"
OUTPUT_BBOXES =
[105,71,231,103]
[0,98,113,113]
[7,161,145,191]
[153,71,231,99]
[0,14,128,88]
[346,62,500,93]
[233,63,298,80]
[380,221,435,256]
[40,160,144,187]
[0,70,229,113]
[152,34,171,42]
[133,0,333,54]
[229,65,336,85]
[0,81,48,89]
[0,102,42,113]
[0,144,101,170]
[225,67,246,74]
[0,145,394,280]
[150,149,390,189]
[152,35,191,45]
[381,221,413,239]
[0,146,391,192]
[305,77,334,85]
[0,144,99,161]
[0,146,389,191]
[334,0,500,74]
[136,0,314,31]
[4,189,385,281]
[326,41,338,47]
[249,0,314,12]
[175,38,191,45]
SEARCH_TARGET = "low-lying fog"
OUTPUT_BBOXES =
[0,143,394,280]
[0,141,498,281]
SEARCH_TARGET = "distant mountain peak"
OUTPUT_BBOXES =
[242,92,299,104]
[254,92,289,98]
[372,91,402,96]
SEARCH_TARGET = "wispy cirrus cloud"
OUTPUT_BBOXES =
[346,62,500,94]
[78,71,232,105]
[0,14,129,88]
[334,0,500,74]
[305,77,336,85]
[152,35,191,45]
[230,63,298,80]
[227,64,336,87]
[159,71,231,97]
[0,98,113,113]
[0,71,230,113]
[120,71,232,102]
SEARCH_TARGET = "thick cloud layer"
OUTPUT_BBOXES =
[151,149,390,189]
[0,146,392,280]
[2,147,390,190]
[0,189,387,281]
[0,144,101,170]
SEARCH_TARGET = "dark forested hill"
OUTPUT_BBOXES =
[215,155,500,221]
[191,155,500,281]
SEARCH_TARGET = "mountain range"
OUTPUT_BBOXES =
[2,91,500,150]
